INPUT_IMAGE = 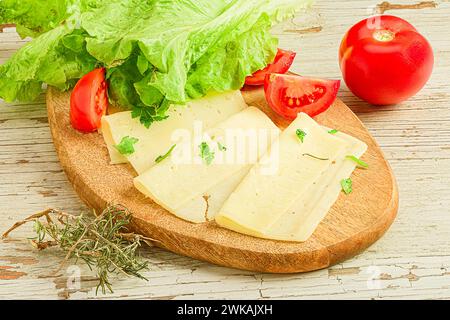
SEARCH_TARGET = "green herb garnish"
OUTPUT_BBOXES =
[155,144,176,163]
[199,142,215,165]
[296,129,307,142]
[114,136,139,155]
[131,103,170,129]
[346,155,369,169]
[341,178,353,194]
[218,142,227,151]
[328,129,339,134]
[302,153,329,161]
[2,205,153,295]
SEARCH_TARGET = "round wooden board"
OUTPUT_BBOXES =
[46,86,398,273]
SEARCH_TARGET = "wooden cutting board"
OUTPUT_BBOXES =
[46,86,398,273]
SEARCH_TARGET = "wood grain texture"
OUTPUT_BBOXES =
[46,85,398,273]
[1,0,450,299]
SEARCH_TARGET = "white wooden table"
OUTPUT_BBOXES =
[1,0,449,300]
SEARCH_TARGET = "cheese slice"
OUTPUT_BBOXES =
[101,90,248,173]
[134,107,280,223]
[173,167,250,222]
[98,125,127,164]
[215,113,348,234]
[262,129,368,242]
[105,140,128,164]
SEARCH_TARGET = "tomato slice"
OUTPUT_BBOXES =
[245,49,296,86]
[70,68,108,132]
[264,74,340,120]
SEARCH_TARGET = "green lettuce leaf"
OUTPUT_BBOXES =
[0,0,71,38]
[0,1,101,102]
[106,52,145,109]
[0,0,107,38]
[82,0,307,101]
[0,23,97,102]
[0,0,313,126]
[185,14,278,99]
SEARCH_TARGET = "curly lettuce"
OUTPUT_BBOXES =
[0,0,312,127]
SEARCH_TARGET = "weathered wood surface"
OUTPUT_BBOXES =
[1,0,449,299]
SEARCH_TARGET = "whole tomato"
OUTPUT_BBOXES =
[339,15,434,105]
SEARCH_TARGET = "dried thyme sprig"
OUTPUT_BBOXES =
[2,205,155,294]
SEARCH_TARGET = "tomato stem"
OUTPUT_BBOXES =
[373,30,395,42]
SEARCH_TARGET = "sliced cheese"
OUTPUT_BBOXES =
[134,107,280,223]
[173,167,250,222]
[262,129,368,242]
[105,142,128,164]
[100,123,128,164]
[101,90,248,173]
[215,113,348,234]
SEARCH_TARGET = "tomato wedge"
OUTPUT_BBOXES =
[245,49,296,86]
[70,67,108,133]
[264,74,340,120]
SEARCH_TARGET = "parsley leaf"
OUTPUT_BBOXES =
[340,178,353,195]
[131,105,156,128]
[114,136,139,155]
[296,129,307,142]
[155,144,176,163]
[328,129,339,134]
[302,153,329,161]
[218,142,227,151]
[346,155,369,169]
[199,142,215,165]
[131,102,169,128]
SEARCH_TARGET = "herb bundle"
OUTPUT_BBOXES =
[2,205,154,294]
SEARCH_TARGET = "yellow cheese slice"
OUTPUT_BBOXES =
[105,141,128,164]
[215,113,348,234]
[98,124,128,164]
[101,90,248,173]
[173,167,250,222]
[134,107,280,223]
[262,129,368,242]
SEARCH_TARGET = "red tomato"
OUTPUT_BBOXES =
[339,15,433,105]
[70,68,108,133]
[245,49,296,86]
[264,73,340,120]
